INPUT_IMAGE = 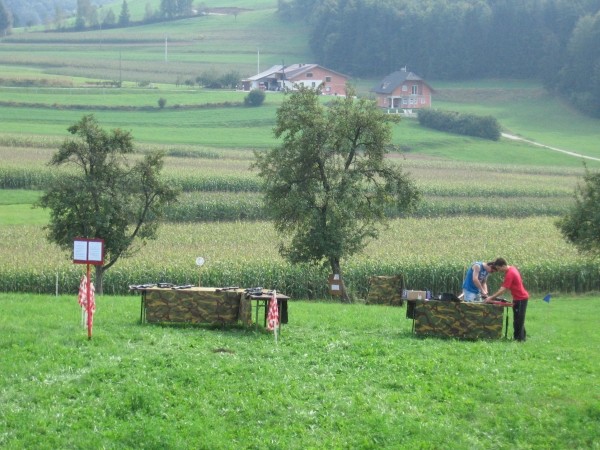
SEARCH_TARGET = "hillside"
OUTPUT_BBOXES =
[5,0,113,27]
[0,1,309,84]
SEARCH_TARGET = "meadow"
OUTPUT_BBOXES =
[1,3,600,448]
[0,293,598,449]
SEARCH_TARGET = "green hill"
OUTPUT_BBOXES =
[1,1,311,85]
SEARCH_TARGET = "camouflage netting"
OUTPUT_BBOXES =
[366,275,404,306]
[413,300,505,340]
[141,288,252,325]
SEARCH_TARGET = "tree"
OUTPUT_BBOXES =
[220,70,241,89]
[0,0,13,36]
[76,0,93,29]
[102,9,116,27]
[160,0,176,19]
[54,4,66,30]
[37,115,178,294]
[556,167,600,256]
[253,86,420,301]
[144,3,155,21]
[118,0,130,26]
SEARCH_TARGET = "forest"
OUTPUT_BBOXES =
[279,0,600,117]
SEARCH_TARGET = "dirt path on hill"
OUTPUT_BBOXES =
[501,133,600,162]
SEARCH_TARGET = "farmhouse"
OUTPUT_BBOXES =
[371,68,434,112]
[241,64,349,96]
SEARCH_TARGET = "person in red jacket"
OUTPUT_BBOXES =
[486,258,529,342]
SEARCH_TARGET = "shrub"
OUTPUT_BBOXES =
[158,98,167,109]
[244,89,266,107]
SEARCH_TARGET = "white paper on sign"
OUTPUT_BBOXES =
[88,241,103,262]
[331,284,340,291]
[333,274,340,280]
[73,241,88,260]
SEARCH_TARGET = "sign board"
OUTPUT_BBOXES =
[328,273,343,296]
[73,238,105,265]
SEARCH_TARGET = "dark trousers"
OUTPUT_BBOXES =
[512,299,528,341]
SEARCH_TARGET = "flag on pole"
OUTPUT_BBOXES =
[77,275,96,328]
[267,290,279,342]
[543,294,551,303]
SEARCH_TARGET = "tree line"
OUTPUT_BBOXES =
[279,0,600,118]
[0,0,198,32]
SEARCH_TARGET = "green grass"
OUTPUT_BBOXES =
[0,189,40,205]
[0,204,47,226]
[0,102,284,147]
[392,118,600,166]
[0,86,250,106]
[434,87,600,157]
[0,293,598,448]
[1,82,599,166]
[0,190,47,225]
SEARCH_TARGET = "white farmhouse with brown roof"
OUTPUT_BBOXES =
[242,64,349,96]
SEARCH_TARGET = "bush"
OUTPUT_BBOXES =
[244,89,266,107]
[158,98,167,109]
[418,109,501,140]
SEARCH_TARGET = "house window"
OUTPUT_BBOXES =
[402,85,408,92]
[312,82,316,87]
[402,98,408,105]
[306,72,313,78]
[325,76,332,82]
[412,84,418,95]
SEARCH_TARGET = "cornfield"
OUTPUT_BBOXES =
[1,219,598,298]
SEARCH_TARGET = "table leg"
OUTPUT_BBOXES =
[255,300,259,330]
[140,291,146,323]
[263,300,267,328]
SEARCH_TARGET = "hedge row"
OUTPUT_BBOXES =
[418,109,501,140]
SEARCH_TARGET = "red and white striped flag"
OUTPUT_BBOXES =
[267,290,279,339]
[78,275,96,328]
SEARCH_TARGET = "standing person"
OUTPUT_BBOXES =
[462,260,497,302]
[487,258,529,342]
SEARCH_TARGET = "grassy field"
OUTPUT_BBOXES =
[1,4,599,449]
[0,293,598,449]
[1,83,599,164]
[0,1,310,85]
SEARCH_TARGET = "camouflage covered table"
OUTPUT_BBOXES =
[412,299,505,340]
[365,275,404,306]
[136,287,252,326]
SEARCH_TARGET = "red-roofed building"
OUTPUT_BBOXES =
[371,68,434,112]
[242,64,349,96]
